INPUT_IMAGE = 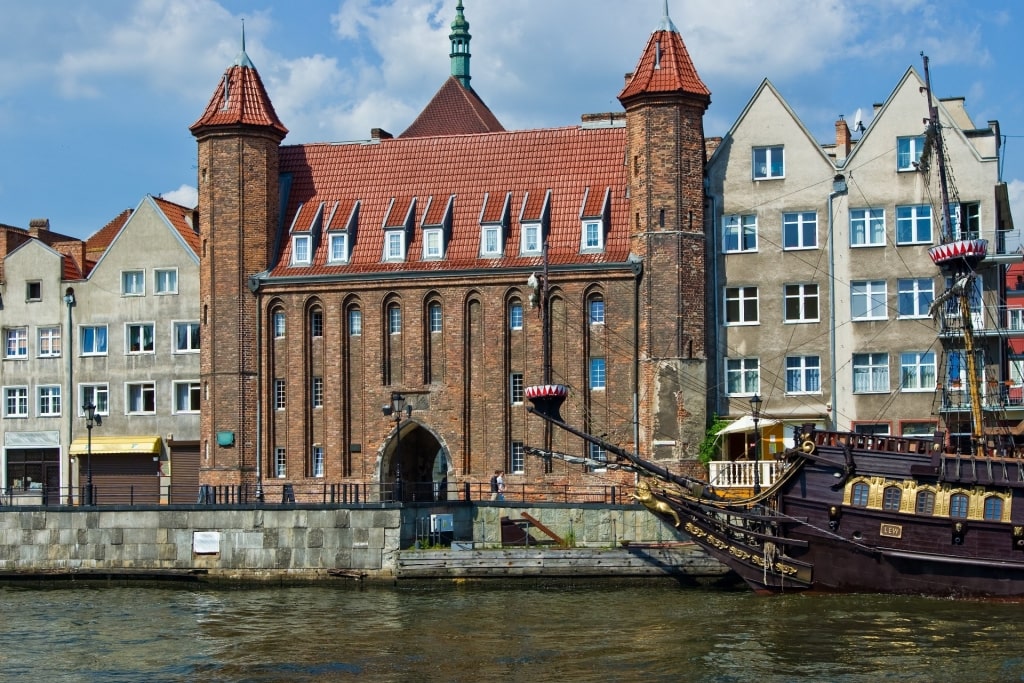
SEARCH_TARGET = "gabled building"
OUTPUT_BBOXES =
[191,3,712,500]
[0,197,201,504]
[707,64,1015,468]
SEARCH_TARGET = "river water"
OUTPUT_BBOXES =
[1,581,1022,682]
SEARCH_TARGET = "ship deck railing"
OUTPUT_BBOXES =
[708,460,789,489]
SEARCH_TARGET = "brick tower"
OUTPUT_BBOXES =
[618,4,711,470]
[190,38,288,489]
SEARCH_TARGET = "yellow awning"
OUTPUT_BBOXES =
[69,435,162,456]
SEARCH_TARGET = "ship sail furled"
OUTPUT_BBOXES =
[922,53,1009,457]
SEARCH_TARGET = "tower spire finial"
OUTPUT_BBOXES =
[659,0,678,33]
[449,0,472,90]
[235,17,254,68]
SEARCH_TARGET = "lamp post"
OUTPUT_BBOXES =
[382,392,412,502]
[749,394,763,495]
[83,402,101,505]
[827,174,848,430]
[63,287,75,505]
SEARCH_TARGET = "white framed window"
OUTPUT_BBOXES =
[510,372,524,404]
[4,386,28,417]
[274,379,286,410]
[723,214,757,253]
[1009,309,1024,332]
[785,356,821,394]
[589,357,606,390]
[588,442,608,472]
[897,135,925,171]
[510,441,525,475]
[423,228,443,259]
[726,358,759,395]
[784,283,819,323]
[312,446,325,478]
[752,145,784,179]
[272,311,286,338]
[509,302,523,330]
[80,384,109,416]
[291,234,311,264]
[310,309,323,338]
[81,325,108,356]
[5,327,28,358]
[37,385,61,417]
[783,212,817,249]
[897,279,935,318]
[125,382,156,414]
[38,327,61,358]
[312,377,323,408]
[851,280,888,321]
[121,270,145,296]
[126,323,155,354]
[154,268,178,294]
[481,226,502,256]
[853,353,889,393]
[725,286,759,325]
[328,232,349,263]
[521,223,542,255]
[582,220,603,251]
[388,305,401,335]
[348,308,362,336]
[589,297,605,325]
[949,202,981,240]
[275,447,286,478]
[850,208,885,247]
[901,352,936,391]
[895,205,932,244]
[385,231,405,261]
[173,321,200,353]
[173,381,200,413]
[428,302,442,333]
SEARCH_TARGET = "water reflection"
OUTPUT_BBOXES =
[1,583,1023,682]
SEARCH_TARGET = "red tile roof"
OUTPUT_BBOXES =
[619,28,710,105]
[400,77,505,138]
[152,196,201,257]
[190,57,288,138]
[271,125,629,277]
[85,208,132,265]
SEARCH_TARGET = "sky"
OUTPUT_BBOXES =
[0,0,1021,240]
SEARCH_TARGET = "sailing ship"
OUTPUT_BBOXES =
[526,56,1024,597]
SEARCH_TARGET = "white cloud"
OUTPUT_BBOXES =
[161,184,198,209]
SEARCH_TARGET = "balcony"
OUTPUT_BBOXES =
[707,460,789,490]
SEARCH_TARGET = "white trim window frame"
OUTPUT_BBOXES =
[154,268,178,295]
[785,356,821,395]
[900,351,937,392]
[850,208,886,247]
[895,205,933,245]
[5,327,28,359]
[784,283,819,323]
[173,321,200,353]
[384,230,405,261]
[81,325,108,356]
[581,220,604,252]
[126,322,156,354]
[423,228,444,260]
[726,358,760,396]
[328,232,349,264]
[752,145,784,180]
[723,214,757,253]
[312,446,325,478]
[37,385,61,417]
[173,380,201,414]
[724,286,759,325]
[896,278,935,319]
[521,223,542,255]
[481,225,502,257]
[851,280,888,321]
[4,386,28,418]
[121,269,145,296]
[782,211,817,250]
[853,353,890,393]
[291,234,311,265]
[125,382,156,415]
[897,135,926,172]
[79,383,109,416]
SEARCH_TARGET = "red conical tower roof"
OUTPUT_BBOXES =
[190,42,287,139]
[618,3,710,108]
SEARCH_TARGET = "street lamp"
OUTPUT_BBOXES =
[83,402,101,505]
[749,394,763,495]
[382,392,412,502]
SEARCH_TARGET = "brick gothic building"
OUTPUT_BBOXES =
[190,3,711,498]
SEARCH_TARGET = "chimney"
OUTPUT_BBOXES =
[28,218,49,237]
[371,128,393,141]
[835,116,851,162]
[624,72,634,87]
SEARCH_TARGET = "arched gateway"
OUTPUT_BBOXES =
[379,421,450,503]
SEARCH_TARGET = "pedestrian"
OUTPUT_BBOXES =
[496,470,505,501]
[490,470,501,500]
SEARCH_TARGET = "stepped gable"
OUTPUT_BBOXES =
[271,124,627,276]
[618,6,710,105]
[400,76,505,138]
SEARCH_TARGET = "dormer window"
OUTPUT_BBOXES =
[481,226,502,257]
[521,223,542,255]
[385,231,406,261]
[581,220,604,252]
[291,234,311,265]
[328,233,349,264]
[423,228,443,260]
[897,136,926,171]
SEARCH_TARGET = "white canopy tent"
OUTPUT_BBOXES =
[715,414,780,436]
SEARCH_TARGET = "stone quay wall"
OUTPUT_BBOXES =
[0,502,687,582]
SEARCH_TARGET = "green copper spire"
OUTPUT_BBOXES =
[449,0,471,90]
